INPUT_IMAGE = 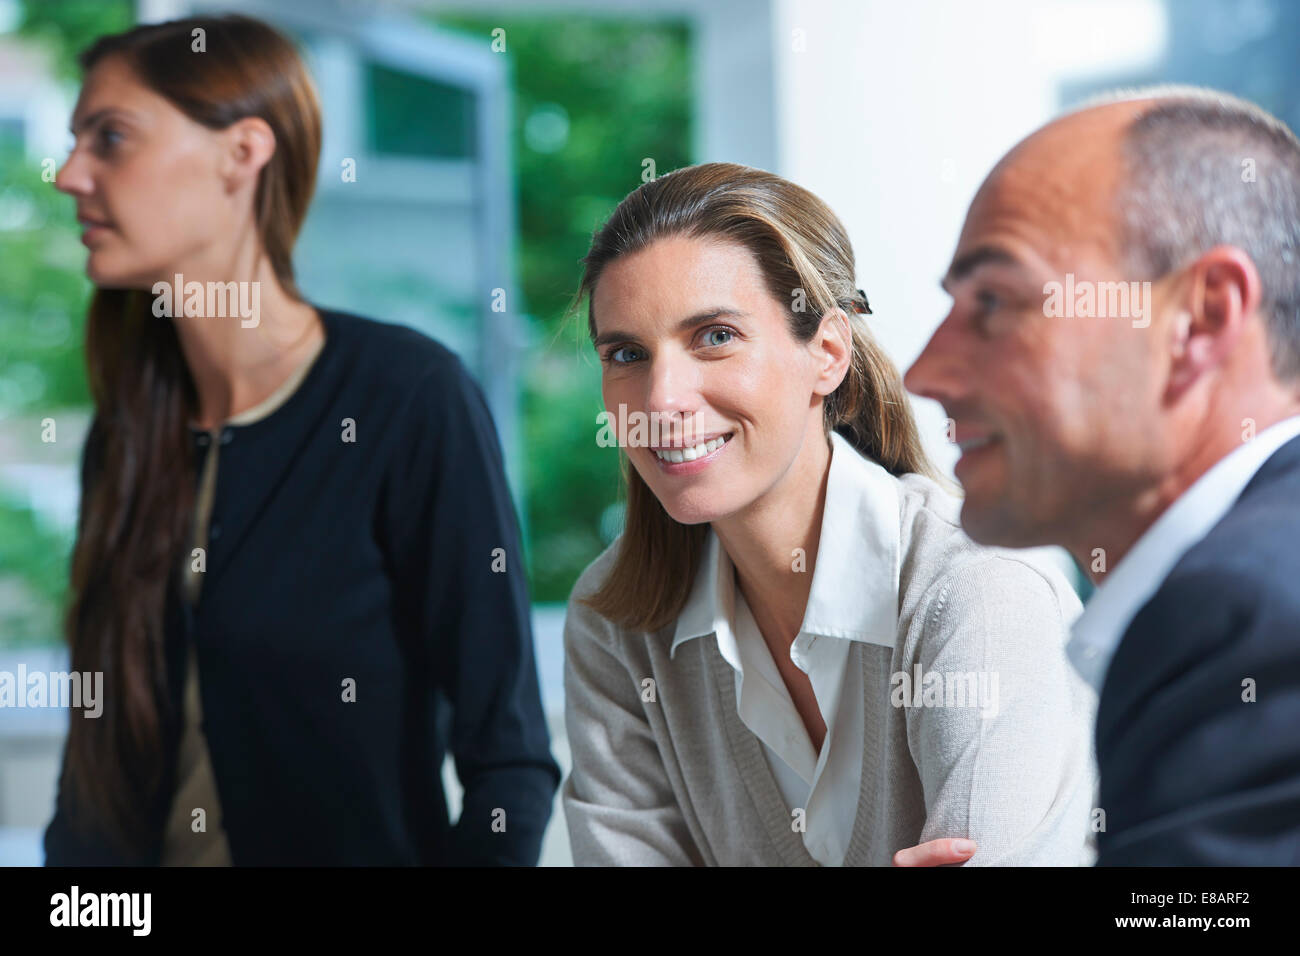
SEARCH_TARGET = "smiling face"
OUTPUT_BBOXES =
[592,234,845,526]
[904,102,1176,549]
[55,55,240,288]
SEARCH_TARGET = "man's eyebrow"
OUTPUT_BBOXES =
[941,246,1022,291]
[592,308,746,348]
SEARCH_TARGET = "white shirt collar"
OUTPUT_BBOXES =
[671,430,901,657]
[1069,414,1300,691]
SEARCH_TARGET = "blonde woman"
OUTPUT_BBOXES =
[561,163,1096,866]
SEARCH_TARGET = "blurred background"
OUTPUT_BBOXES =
[1,0,1298,865]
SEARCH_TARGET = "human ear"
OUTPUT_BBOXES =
[219,116,275,188]
[1167,246,1259,394]
[811,307,853,398]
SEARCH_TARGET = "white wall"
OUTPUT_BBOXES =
[768,0,1166,473]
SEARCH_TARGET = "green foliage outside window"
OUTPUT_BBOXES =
[432,14,693,601]
[0,3,692,649]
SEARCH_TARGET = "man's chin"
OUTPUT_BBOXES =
[959,496,1045,549]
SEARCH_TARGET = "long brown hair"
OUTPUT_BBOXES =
[575,163,938,632]
[63,14,322,853]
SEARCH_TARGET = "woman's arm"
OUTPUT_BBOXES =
[44,737,147,865]
[380,355,560,865]
[903,554,1098,865]
[561,579,704,866]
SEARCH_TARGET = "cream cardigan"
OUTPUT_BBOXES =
[562,442,1098,866]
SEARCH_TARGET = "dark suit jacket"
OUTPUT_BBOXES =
[1095,433,1300,865]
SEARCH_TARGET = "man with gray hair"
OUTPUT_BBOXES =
[904,87,1300,865]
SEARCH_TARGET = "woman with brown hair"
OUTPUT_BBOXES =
[45,14,558,865]
[562,163,1097,866]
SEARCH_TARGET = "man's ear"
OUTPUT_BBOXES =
[219,116,276,190]
[1167,245,1261,394]
[812,307,853,398]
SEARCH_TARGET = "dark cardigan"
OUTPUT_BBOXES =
[44,306,560,865]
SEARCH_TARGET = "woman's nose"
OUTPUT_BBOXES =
[645,352,700,419]
[53,148,92,196]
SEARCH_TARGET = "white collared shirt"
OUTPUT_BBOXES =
[1070,414,1300,691]
[669,430,900,865]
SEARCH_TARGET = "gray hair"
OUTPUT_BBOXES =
[1106,86,1300,382]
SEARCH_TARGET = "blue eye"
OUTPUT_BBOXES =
[97,127,123,151]
[607,345,644,365]
[702,327,733,347]
[975,289,1000,312]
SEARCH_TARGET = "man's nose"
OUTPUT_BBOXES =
[904,318,965,405]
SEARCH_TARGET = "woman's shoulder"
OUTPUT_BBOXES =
[571,536,622,601]
[319,306,470,391]
[892,469,1083,636]
[566,537,625,636]
[564,533,674,655]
